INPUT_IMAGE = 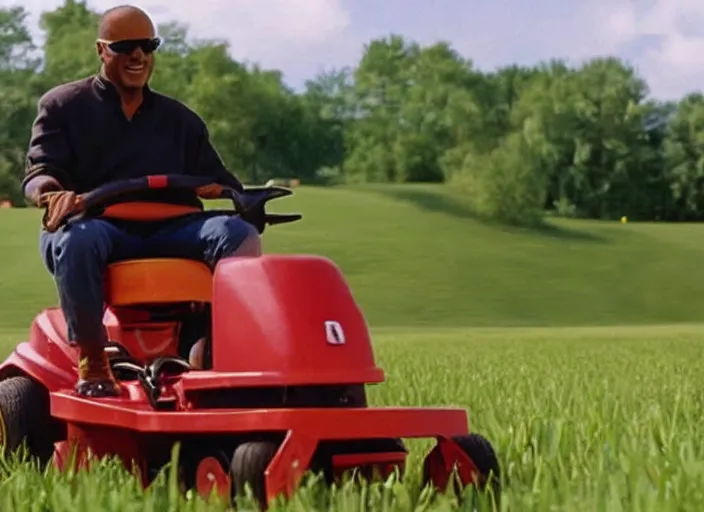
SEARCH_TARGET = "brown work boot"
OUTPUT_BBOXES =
[75,343,121,398]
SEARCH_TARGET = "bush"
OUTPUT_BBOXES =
[455,133,547,227]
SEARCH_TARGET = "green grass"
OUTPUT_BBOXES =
[5,184,704,330]
[2,184,704,510]
[2,326,704,510]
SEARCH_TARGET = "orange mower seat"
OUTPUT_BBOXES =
[105,258,213,306]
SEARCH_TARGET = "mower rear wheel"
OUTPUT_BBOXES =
[0,376,55,464]
[230,440,278,508]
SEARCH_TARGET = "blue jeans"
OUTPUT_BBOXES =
[39,214,257,344]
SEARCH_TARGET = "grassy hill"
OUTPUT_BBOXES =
[1,183,704,332]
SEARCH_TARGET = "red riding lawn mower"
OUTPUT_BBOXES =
[0,175,500,508]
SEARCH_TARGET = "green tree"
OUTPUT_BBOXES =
[0,6,42,203]
[663,93,704,220]
[3,0,704,225]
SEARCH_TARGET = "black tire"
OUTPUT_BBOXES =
[422,433,501,504]
[453,433,500,488]
[0,376,56,464]
[230,440,278,508]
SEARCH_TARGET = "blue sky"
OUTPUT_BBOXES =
[6,0,704,100]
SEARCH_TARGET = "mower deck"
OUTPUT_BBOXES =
[50,389,474,504]
[50,390,469,436]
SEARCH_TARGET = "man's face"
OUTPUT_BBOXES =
[97,12,158,91]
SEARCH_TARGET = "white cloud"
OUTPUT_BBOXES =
[2,0,704,99]
[138,0,350,55]
[446,0,704,99]
[598,3,638,46]
[4,0,353,81]
[593,0,704,99]
[140,0,354,82]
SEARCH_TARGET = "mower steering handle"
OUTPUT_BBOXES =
[233,185,293,213]
[80,175,220,210]
[71,174,303,234]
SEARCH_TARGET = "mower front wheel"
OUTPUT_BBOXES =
[0,376,55,464]
[422,433,501,501]
[230,440,278,508]
[453,433,501,493]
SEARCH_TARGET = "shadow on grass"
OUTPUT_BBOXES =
[363,185,608,243]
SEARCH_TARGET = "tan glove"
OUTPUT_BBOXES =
[39,190,85,233]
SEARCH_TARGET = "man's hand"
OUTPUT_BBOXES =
[39,190,85,233]
[26,175,62,206]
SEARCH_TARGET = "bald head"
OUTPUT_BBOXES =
[96,5,158,94]
[98,5,156,41]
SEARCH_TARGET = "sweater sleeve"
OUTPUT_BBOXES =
[193,120,244,192]
[21,92,75,195]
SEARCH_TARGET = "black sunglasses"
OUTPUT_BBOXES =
[97,37,162,55]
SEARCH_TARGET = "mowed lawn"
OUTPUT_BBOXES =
[1,185,704,510]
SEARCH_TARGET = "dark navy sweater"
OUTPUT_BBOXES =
[22,74,243,208]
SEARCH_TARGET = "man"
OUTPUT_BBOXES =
[22,5,261,399]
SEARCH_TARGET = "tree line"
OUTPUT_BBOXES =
[1,0,704,225]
